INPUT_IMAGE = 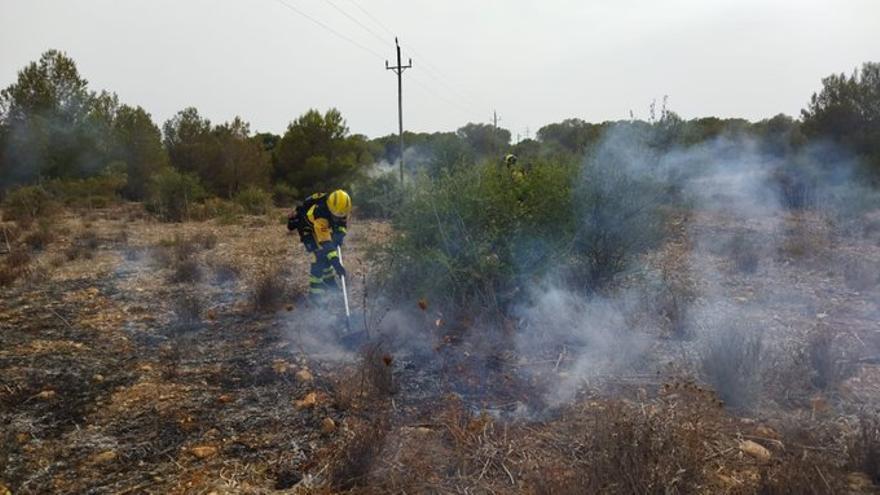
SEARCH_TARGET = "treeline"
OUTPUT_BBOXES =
[1,50,878,220]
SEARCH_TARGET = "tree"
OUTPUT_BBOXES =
[212,117,270,197]
[275,108,371,193]
[537,118,604,154]
[162,107,213,178]
[802,62,880,169]
[456,122,511,157]
[113,105,167,199]
[0,50,99,187]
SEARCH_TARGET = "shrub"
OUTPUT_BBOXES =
[727,233,760,273]
[1,185,56,225]
[351,172,402,219]
[252,269,285,312]
[234,186,273,215]
[65,230,99,260]
[380,160,577,316]
[169,258,202,284]
[145,168,208,222]
[571,157,668,288]
[807,328,857,390]
[173,293,203,329]
[211,261,240,284]
[0,248,31,287]
[701,322,764,410]
[850,414,880,486]
[44,172,126,209]
[272,183,299,206]
[23,219,55,251]
[190,197,243,223]
[380,156,668,319]
[191,231,217,250]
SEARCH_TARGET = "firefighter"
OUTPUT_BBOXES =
[504,153,525,182]
[287,189,352,303]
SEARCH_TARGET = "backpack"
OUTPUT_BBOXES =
[287,193,327,249]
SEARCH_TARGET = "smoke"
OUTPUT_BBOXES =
[366,146,434,178]
[509,124,880,409]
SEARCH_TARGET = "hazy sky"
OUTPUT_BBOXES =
[2,0,878,139]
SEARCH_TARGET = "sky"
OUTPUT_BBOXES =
[1,0,879,139]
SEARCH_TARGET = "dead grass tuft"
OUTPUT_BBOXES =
[192,231,217,250]
[211,262,240,284]
[251,269,285,312]
[65,230,99,261]
[850,414,880,486]
[169,259,202,284]
[807,327,857,391]
[173,293,203,329]
[328,416,388,491]
[701,322,764,410]
[727,233,760,273]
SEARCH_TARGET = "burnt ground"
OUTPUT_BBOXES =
[1,205,880,494]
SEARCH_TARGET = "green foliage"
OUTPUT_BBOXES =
[272,182,299,206]
[0,51,170,196]
[1,184,56,223]
[802,62,880,171]
[456,122,511,157]
[274,108,374,192]
[571,155,669,287]
[162,109,269,197]
[351,172,402,219]
[45,171,127,208]
[234,186,273,215]
[112,105,167,199]
[381,160,578,315]
[146,168,207,222]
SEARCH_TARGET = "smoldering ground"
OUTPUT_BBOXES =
[510,124,880,412]
[273,122,880,421]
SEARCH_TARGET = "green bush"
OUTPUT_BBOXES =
[44,172,127,209]
[1,185,57,224]
[351,172,402,219]
[570,158,669,288]
[234,186,273,215]
[272,183,299,207]
[380,160,577,315]
[380,154,670,319]
[146,168,208,222]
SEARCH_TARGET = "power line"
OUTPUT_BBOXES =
[324,0,393,49]
[345,0,396,38]
[344,0,486,111]
[270,0,488,127]
[271,0,385,60]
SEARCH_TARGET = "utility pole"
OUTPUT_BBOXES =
[386,37,411,185]
[492,110,499,155]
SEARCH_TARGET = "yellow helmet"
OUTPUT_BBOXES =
[326,189,352,217]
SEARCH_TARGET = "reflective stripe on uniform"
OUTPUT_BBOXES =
[327,250,339,260]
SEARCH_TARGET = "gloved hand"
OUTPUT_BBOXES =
[331,258,346,278]
[332,231,345,247]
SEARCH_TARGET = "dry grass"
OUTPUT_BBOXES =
[169,258,202,284]
[701,322,764,410]
[727,232,760,273]
[850,414,880,486]
[172,293,203,330]
[251,269,286,312]
[806,327,857,391]
[0,248,31,286]
[65,229,100,261]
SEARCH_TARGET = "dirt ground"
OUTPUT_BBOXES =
[1,205,880,494]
